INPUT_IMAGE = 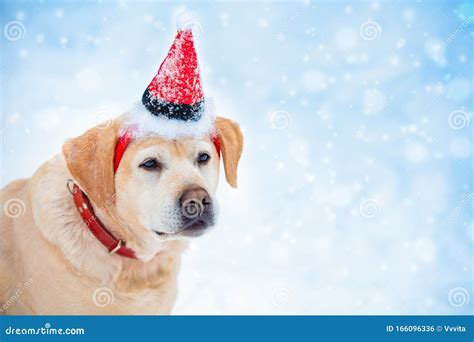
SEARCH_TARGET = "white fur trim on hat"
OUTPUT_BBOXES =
[121,98,216,139]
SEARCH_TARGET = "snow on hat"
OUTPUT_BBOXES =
[124,23,214,139]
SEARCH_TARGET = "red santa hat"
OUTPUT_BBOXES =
[123,23,215,139]
[115,24,219,172]
[142,29,204,120]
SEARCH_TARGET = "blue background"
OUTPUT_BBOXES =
[0,316,472,341]
[0,0,473,314]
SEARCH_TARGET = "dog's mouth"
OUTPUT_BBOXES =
[154,217,213,239]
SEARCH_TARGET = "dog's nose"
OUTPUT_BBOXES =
[179,187,212,219]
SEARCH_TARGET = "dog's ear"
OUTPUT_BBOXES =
[214,117,243,188]
[62,120,120,206]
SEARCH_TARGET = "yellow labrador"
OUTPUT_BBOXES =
[0,115,243,314]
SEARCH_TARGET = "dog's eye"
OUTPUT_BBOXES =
[197,152,210,164]
[139,158,161,170]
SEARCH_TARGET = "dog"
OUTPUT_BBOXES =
[0,115,243,314]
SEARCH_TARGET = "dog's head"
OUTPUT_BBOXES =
[62,116,243,259]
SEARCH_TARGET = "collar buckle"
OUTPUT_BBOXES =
[66,179,77,195]
[109,240,124,255]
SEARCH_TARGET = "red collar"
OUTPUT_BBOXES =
[67,181,137,259]
[69,128,221,259]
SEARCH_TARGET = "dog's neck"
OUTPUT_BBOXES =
[30,154,186,286]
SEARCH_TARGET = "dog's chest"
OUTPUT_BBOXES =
[26,246,182,314]
[103,250,182,314]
